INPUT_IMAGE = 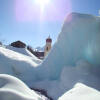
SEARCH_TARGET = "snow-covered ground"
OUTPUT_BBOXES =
[0,74,99,100]
[32,60,100,99]
[0,46,41,83]
[0,12,100,100]
[0,74,46,100]
[58,83,100,100]
[6,45,37,58]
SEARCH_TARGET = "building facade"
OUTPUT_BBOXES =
[44,36,52,57]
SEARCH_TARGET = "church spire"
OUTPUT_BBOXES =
[44,36,52,57]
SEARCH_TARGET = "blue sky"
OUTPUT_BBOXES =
[0,0,100,48]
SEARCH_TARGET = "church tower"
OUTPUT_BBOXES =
[44,36,52,57]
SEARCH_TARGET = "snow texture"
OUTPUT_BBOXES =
[0,46,41,83]
[32,60,100,100]
[0,74,45,100]
[33,12,100,99]
[38,12,100,80]
[6,45,39,58]
[58,83,100,100]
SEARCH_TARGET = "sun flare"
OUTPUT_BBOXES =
[35,0,50,7]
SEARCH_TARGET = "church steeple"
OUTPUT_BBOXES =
[44,35,52,57]
[46,35,52,43]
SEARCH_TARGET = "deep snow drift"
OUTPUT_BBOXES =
[6,45,37,58]
[0,74,99,100]
[58,83,100,100]
[0,46,41,83]
[33,12,100,99]
[0,74,46,100]
[38,12,100,80]
[33,60,100,99]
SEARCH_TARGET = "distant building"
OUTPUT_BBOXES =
[28,36,52,59]
[10,37,52,60]
[27,46,44,59]
[44,36,52,57]
[11,41,26,48]
[33,51,44,59]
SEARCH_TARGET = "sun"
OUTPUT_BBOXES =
[35,0,50,7]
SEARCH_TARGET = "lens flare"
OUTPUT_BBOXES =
[15,0,72,21]
[35,0,50,6]
[35,0,50,13]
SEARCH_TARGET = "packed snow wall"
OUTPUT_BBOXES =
[38,12,100,80]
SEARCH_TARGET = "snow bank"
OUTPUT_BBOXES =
[6,45,40,61]
[33,60,100,100]
[0,46,41,83]
[33,13,100,99]
[0,74,45,100]
[38,12,100,79]
[58,83,100,100]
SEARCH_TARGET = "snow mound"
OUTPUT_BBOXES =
[6,45,39,59]
[0,46,41,83]
[33,60,100,100]
[0,47,40,65]
[0,74,44,100]
[58,83,100,100]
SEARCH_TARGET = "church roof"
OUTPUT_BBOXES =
[46,36,52,42]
